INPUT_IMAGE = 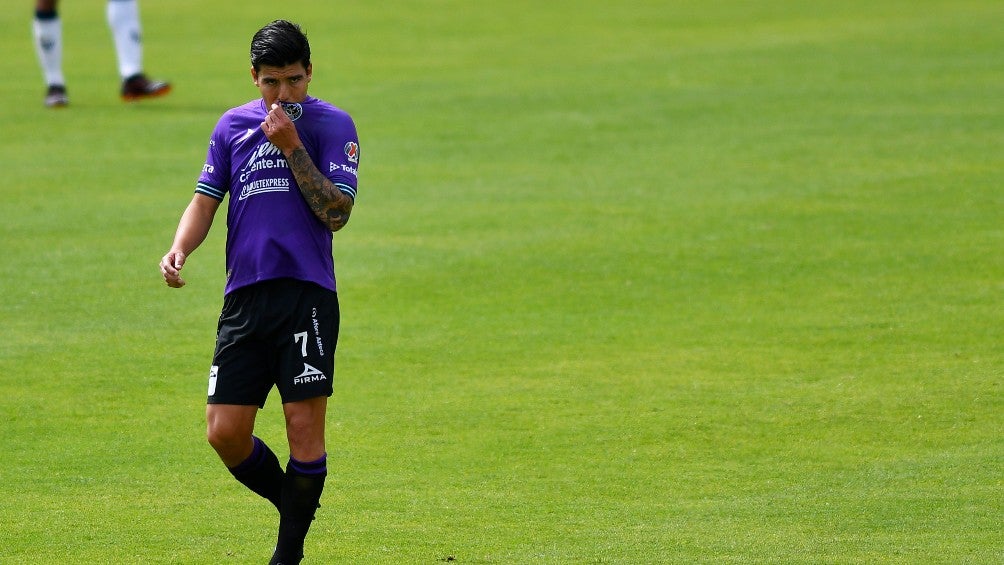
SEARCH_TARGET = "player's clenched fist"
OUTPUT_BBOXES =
[160,251,187,288]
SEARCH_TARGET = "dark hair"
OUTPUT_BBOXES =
[250,20,311,71]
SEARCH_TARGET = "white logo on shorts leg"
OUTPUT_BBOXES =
[208,365,219,396]
[294,363,328,385]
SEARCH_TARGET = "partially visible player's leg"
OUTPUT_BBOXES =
[284,396,327,462]
[207,403,284,510]
[106,0,170,100]
[206,404,258,466]
[270,280,338,564]
[271,396,328,565]
[105,0,141,81]
[32,0,67,106]
[207,282,285,510]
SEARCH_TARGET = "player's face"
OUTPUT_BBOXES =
[252,63,312,107]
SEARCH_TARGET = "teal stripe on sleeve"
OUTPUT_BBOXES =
[195,182,225,200]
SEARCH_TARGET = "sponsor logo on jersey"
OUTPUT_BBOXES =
[237,127,257,143]
[329,162,357,177]
[344,141,359,163]
[238,177,290,200]
[237,142,291,198]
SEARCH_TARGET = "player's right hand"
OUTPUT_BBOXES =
[160,251,187,288]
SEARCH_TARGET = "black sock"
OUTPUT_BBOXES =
[270,454,327,565]
[227,436,284,511]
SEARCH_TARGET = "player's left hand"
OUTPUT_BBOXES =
[261,103,302,156]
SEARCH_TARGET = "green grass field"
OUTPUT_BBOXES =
[1,1,1001,562]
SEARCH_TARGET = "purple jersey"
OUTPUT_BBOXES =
[195,96,359,295]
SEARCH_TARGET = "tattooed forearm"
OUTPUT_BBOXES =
[286,147,354,231]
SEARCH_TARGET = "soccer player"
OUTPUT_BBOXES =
[159,20,359,564]
[32,0,171,107]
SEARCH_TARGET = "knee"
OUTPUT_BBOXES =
[206,421,233,451]
[205,405,257,466]
[282,410,312,437]
[208,426,255,468]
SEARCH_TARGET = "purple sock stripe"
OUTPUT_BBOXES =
[228,436,266,475]
[288,453,327,475]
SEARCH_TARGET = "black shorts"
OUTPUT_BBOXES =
[207,278,339,407]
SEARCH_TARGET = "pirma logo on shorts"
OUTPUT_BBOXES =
[294,363,327,385]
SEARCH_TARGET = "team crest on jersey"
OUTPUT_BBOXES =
[280,102,303,121]
[344,141,359,163]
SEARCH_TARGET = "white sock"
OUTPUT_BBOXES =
[33,15,65,87]
[107,0,143,79]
